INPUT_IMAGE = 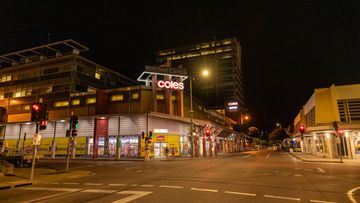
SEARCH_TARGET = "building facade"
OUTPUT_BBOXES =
[293,84,360,160]
[155,38,244,122]
[0,40,241,159]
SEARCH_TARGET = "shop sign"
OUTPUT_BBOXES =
[157,80,184,90]
[227,101,238,111]
[32,134,41,145]
[154,129,169,133]
[156,135,166,142]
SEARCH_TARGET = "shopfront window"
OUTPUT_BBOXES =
[121,136,139,156]
[355,132,360,154]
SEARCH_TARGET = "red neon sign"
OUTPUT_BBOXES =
[157,80,184,90]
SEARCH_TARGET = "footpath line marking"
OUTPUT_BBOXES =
[316,168,326,173]
[83,183,103,186]
[347,186,360,203]
[20,187,81,192]
[264,195,300,201]
[266,153,271,158]
[81,189,117,193]
[191,188,218,193]
[225,191,256,196]
[140,185,154,187]
[159,185,184,189]
[310,200,337,203]
[113,191,153,203]
[109,184,127,186]
[62,182,80,185]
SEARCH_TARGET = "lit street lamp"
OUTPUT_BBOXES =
[189,69,209,158]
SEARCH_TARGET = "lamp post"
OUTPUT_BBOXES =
[189,75,194,158]
[189,69,209,158]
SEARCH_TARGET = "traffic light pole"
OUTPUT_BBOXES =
[66,114,73,172]
[30,123,39,181]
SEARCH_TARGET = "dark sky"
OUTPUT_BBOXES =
[1,1,360,131]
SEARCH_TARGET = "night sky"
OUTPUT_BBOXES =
[1,1,360,131]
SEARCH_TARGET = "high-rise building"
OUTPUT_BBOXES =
[155,38,244,122]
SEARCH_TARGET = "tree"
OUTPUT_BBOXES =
[269,128,288,141]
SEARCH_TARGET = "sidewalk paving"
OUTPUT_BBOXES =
[289,152,360,164]
[0,167,93,190]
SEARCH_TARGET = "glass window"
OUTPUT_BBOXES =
[72,99,80,105]
[23,105,30,110]
[132,92,139,99]
[54,101,69,107]
[171,95,176,100]
[87,97,96,104]
[111,94,124,101]
[156,94,164,100]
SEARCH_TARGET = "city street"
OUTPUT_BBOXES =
[0,150,359,203]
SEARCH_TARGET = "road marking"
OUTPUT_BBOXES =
[316,168,326,173]
[347,186,360,203]
[20,187,81,192]
[310,200,337,203]
[191,188,218,193]
[264,195,300,201]
[224,191,256,196]
[136,170,143,173]
[304,169,314,172]
[114,191,153,203]
[62,182,80,185]
[87,164,95,167]
[84,183,103,186]
[20,190,80,203]
[81,189,117,193]
[141,185,154,187]
[266,153,271,158]
[109,184,127,186]
[131,184,138,187]
[159,185,184,189]
[294,174,303,177]
[51,182,60,184]
[295,168,301,170]
[244,154,253,158]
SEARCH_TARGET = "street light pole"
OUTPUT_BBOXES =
[189,75,195,158]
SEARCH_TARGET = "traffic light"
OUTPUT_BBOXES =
[205,128,211,137]
[39,119,48,130]
[332,121,339,132]
[299,125,305,134]
[31,103,46,122]
[71,129,78,137]
[142,131,145,139]
[147,137,152,144]
[71,115,78,129]
[66,129,70,137]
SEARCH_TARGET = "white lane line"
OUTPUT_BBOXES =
[62,182,80,185]
[136,170,143,173]
[294,174,303,177]
[159,185,184,189]
[81,189,117,193]
[84,183,103,186]
[113,191,153,203]
[109,184,127,186]
[191,188,218,193]
[20,187,81,192]
[141,185,154,187]
[225,191,256,196]
[131,184,138,187]
[316,168,326,173]
[304,169,314,172]
[310,200,337,203]
[244,154,253,158]
[347,186,360,203]
[51,182,60,184]
[264,195,300,201]
[266,153,271,158]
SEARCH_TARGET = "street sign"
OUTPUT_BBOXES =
[32,134,41,145]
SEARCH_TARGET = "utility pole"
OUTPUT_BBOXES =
[30,124,39,181]
[189,75,195,158]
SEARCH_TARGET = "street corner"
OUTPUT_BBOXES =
[0,180,32,190]
[34,169,94,184]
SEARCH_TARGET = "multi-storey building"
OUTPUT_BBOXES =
[0,40,240,159]
[155,38,244,122]
[293,84,360,160]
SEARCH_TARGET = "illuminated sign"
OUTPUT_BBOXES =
[229,106,238,110]
[157,80,184,90]
[228,102,238,106]
[154,129,169,133]
[227,101,238,111]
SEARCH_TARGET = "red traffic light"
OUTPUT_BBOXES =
[40,120,48,126]
[299,125,305,134]
[32,104,40,111]
[205,128,211,136]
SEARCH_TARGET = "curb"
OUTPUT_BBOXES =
[288,152,343,163]
[0,180,32,190]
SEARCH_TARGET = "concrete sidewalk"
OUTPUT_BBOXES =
[0,167,93,190]
[289,152,360,164]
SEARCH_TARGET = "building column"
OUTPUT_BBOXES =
[152,75,158,112]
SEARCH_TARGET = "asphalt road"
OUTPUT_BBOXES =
[1,150,359,203]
